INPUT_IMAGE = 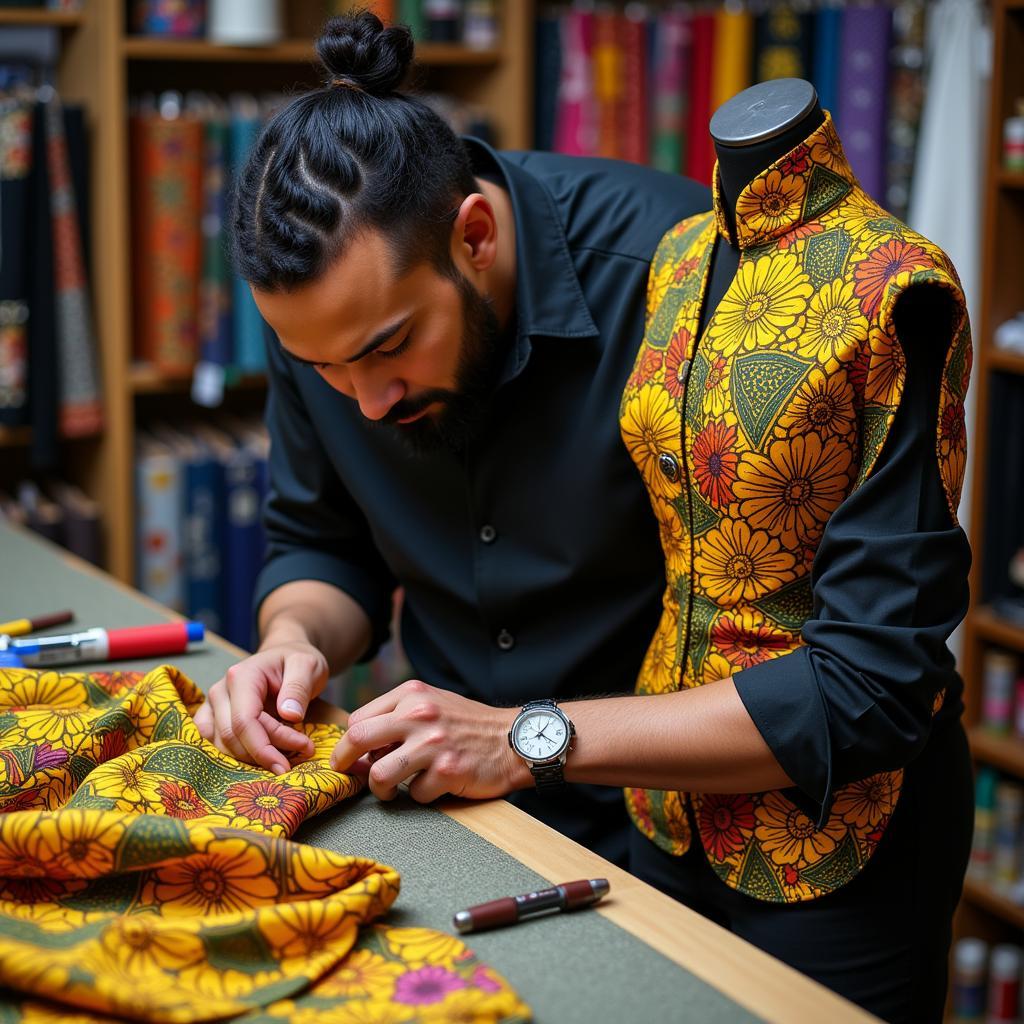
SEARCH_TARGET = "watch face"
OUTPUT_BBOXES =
[513,709,567,761]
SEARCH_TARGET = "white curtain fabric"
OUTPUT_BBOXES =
[906,0,990,659]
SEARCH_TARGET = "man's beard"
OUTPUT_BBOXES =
[375,272,505,456]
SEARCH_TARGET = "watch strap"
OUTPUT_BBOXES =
[530,760,566,791]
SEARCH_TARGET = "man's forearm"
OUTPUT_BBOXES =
[257,579,374,676]
[556,679,794,794]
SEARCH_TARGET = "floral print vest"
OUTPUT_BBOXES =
[619,113,971,903]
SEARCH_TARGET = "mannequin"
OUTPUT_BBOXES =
[619,71,974,1021]
[700,79,825,337]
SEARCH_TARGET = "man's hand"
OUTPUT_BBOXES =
[330,679,526,803]
[193,642,328,774]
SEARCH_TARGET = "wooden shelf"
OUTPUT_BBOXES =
[0,7,84,27]
[130,364,267,395]
[122,37,502,66]
[970,728,1024,776]
[972,605,1024,651]
[962,875,1024,929]
[0,426,32,448]
[988,347,1024,374]
[999,169,1024,188]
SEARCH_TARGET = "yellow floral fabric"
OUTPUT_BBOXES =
[620,113,971,903]
[0,665,530,1023]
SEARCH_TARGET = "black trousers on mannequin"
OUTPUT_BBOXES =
[630,721,974,1024]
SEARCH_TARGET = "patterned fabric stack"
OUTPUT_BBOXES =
[0,665,531,1023]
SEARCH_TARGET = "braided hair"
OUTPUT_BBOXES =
[232,10,477,292]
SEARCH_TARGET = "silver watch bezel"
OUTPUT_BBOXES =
[507,700,575,767]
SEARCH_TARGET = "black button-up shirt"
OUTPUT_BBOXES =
[255,141,712,861]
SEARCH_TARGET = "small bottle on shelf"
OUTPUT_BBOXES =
[951,937,988,1023]
[987,944,1022,1023]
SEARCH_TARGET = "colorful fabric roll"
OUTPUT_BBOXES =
[44,96,102,438]
[592,8,625,160]
[812,6,843,117]
[711,7,753,113]
[651,9,690,176]
[620,10,650,165]
[131,104,203,371]
[686,11,716,185]
[229,98,267,373]
[554,8,597,157]
[837,4,893,202]
[199,106,233,370]
[0,96,33,428]
[754,6,813,82]
[533,13,562,151]
[886,1,928,220]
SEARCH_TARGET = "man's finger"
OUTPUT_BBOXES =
[259,712,315,756]
[277,654,326,721]
[330,715,403,771]
[345,679,428,727]
[365,746,425,801]
[407,768,454,805]
[193,698,214,740]
[207,684,250,762]
[229,676,287,772]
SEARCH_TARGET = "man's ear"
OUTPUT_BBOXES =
[451,193,498,274]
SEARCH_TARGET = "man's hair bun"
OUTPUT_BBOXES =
[315,10,414,96]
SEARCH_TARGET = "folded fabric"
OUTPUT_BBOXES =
[0,665,531,1024]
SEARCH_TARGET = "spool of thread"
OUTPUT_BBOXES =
[987,944,1022,1022]
[951,937,987,1022]
[983,650,1018,734]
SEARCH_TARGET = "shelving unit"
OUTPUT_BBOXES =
[0,8,83,27]
[121,37,502,65]
[1,1,533,583]
[958,0,1024,945]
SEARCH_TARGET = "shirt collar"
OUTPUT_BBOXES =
[712,111,859,251]
[463,138,599,363]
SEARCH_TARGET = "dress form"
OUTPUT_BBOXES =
[699,79,825,338]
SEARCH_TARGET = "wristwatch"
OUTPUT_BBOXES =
[508,699,576,792]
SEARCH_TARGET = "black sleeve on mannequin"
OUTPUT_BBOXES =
[253,332,397,661]
[731,290,971,826]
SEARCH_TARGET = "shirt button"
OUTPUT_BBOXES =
[658,452,680,483]
[480,524,497,544]
[676,358,692,388]
[496,629,515,651]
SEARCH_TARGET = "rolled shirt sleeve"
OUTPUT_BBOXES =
[732,329,971,826]
[254,334,397,661]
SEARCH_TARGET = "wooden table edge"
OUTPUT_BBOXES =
[12,527,876,1023]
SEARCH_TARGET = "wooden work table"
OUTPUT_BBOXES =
[0,522,876,1023]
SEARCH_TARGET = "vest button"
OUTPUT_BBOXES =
[658,452,680,483]
[479,524,497,544]
[496,629,515,651]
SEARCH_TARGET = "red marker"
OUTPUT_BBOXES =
[5,622,204,666]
